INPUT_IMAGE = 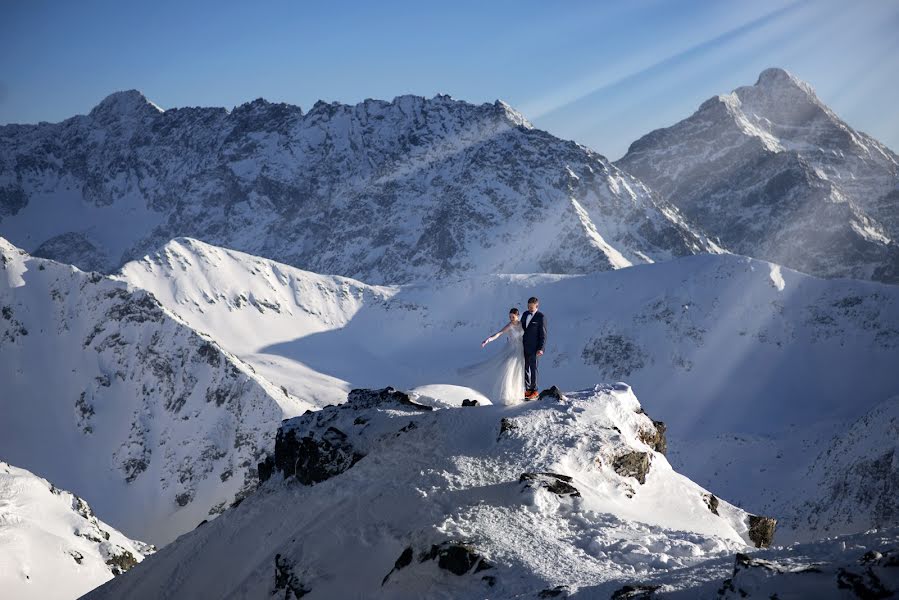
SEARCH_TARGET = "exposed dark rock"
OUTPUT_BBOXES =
[106,550,138,575]
[718,547,899,598]
[635,415,667,455]
[274,425,363,485]
[702,492,720,516]
[520,472,580,497]
[258,455,275,484]
[539,585,570,598]
[397,421,417,435]
[497,417,518,441]
[381,546,414,585]
[611,584,660,599]
[747,514,777,548]
[613,451,651,485]
[462,399,480,407]
[420,542,492,576]
[69,550,84,565]
[538,386,566,402]
[347,386,432,411]
[274,553,310,599]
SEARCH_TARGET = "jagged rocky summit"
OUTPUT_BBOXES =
[86,384,778,599]
[617,67,899,284]
[0,90,715,283]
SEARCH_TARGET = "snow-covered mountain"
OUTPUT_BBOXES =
[117,237,394,408]
[0,238,311,546]
[0,461,153,600]
[85,385,779,599]
[0,90,715,283]
[617,67,899,284]
[117,238,899,543]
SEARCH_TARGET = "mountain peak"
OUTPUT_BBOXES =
[745,67,819,102]
[89,90,163,120]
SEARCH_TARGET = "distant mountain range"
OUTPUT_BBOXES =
[618,67,899,283]
[0,90,713,284]
[2,67,897,285]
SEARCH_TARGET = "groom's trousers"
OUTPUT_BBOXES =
[524,351,538,392]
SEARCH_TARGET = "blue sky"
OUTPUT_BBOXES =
[1,0,897,160]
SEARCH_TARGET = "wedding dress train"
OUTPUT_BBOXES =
[458,322,525,405]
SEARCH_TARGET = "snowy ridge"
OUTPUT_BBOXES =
[0,461,153,600]
[617,67,899,283]
[85,385,773,599]
[117,238,899,544]
[0,238,311,546]
[117,237,396,408]
[0,90,716,282]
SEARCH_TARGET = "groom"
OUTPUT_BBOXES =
[521,296,547,400]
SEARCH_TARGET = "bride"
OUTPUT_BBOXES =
[458,308,525,405]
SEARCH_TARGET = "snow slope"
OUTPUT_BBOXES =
[0,90,716,282]
[85,385,773,599]
[118,238,899,544]
[617,67,899,283]
[0,461,153,600]
[0,238,310,546]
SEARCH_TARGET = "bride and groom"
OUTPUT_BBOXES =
[461,297,547,405]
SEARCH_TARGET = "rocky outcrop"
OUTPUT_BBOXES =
[520,472,580,498]
[420,542,493,577]
[266,387,433,485]
[611,584,660,599]
[273,553,310,599]
[538,386,567,402]
[702,493,720,516]
[635,408,667,455]
[497,417,518,440]
[747,514,777,548]
[718,545,899,598]
[273,425,363,485]
[613,451,652,485]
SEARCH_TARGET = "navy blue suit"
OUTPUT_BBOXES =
[521,310,546,392]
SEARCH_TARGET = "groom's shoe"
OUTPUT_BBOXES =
[524,390,538,400]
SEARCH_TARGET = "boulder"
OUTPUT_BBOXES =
[747,514,777,548]
[497,417,518,441]
[520,472,580,497]
[611,584,661,599]
[635,408,667,455]
[538,386,567,402]
[702,492,720,516]
[274,426,363,485]
[419,542,492,576]
[613,451,652,485]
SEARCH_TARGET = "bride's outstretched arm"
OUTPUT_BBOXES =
[481,322,512,347]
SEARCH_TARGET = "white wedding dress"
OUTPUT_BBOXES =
[458,322,525,405]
